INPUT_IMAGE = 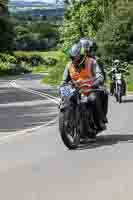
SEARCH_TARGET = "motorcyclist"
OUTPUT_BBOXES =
[59,41,108,137]
[109,59,127,96]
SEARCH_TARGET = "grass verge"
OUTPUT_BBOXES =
[32,51,68,86]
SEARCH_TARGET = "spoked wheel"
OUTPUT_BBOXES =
[59,111,80,150]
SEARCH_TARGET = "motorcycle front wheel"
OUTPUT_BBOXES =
[59,110,80,150]
[117,85,122,103]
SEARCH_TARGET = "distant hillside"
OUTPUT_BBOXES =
[8,0,64,17]
[9,0,55,9]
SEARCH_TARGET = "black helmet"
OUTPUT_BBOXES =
[113,59,120,68]
[112,59,120,70]
[113,59,120,65]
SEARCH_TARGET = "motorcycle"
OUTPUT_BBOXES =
[114,73,123,103]
[58,80,106,149]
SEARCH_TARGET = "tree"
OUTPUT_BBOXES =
[0,0,14,52]
[14,21,59,51]
[97,1,133,61]
[61,0,104,50]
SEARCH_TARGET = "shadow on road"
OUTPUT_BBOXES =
[77,134,133,150]
[122,99,133,103]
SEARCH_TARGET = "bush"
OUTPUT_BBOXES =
[0,61,31,76]
[14,52,38,65]
[0,62,12,75]
[14,51,57,67]
[43,56,57,66]
[0,53,17,64]
[0,51,66,78]
[29,54,44,66]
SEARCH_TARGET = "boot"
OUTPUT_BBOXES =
[103,116,108,123]
[97,121,106,131]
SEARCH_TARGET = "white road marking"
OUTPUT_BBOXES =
[10,81,60,104]
[0,99,57,108]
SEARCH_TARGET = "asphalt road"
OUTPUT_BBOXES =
[0,74,133,200]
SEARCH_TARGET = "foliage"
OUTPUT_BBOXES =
[41,51,68,85]
[0,53,17,63]
[0,0,15,52]
[14,51,58,66]
[61,0,104,50]
[0,61,31,76]
[61,0,133,63]
[97,1,133,62]
[13,18,60,51]
[45,0,133,86]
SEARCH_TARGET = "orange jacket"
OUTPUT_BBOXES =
[68,57,93,81]
[68,57,94,95]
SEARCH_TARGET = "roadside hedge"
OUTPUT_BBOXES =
[0,51,59,76]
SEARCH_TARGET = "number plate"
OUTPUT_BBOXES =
[60,85,75,97]
[81,95,88,102]
[115,73,122,80]
[117,80,122,85]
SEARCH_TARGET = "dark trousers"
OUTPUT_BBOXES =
[99,89,108,117]
[88,91,108,126]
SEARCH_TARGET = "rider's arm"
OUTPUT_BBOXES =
[92,59,104,86]
[61,63,71,85]
[108,69,112,75]
[119,68,129,76]
[120,68,128,73]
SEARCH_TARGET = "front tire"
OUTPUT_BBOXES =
[59,111,80,150]
[117,85,122,103]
